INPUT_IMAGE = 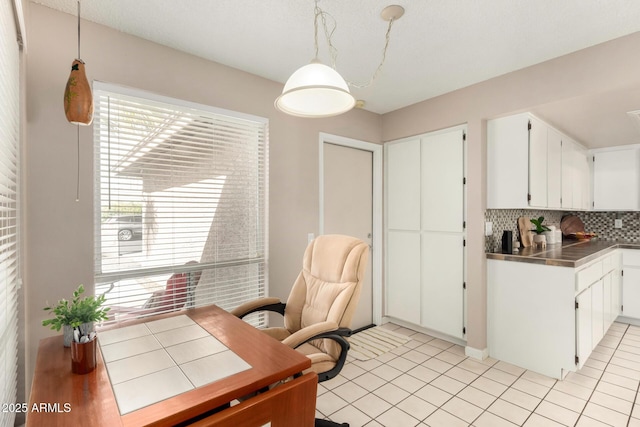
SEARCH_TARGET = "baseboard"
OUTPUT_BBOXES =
[465,345,489,360]
[615,316,640,327]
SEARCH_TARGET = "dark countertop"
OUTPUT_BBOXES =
[486,239,640,268]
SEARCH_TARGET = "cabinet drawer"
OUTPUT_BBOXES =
[576,261,602,293]
[623,249,640,267]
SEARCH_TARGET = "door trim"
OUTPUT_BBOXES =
[318,133,383,325]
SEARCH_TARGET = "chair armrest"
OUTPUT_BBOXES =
[282,322,353,383]
[230,297,286,319]
[281,321,344,349]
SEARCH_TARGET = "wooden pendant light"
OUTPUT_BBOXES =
[64,59,93,125]
[64,1,92,126]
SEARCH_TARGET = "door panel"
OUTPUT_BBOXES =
[421,130,464,233]
[591,280,604,349]
[386,140,421,231]
[623,267,640,319]
[576,289,592,370]
[323,143,373,329]
[547,128,562,209]
[421,233,464,338]
[528,117,548,208]
[387,231,421,324]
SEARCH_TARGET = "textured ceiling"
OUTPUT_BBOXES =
[31,0,640,147]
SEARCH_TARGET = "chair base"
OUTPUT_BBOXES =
[315,418,349,427]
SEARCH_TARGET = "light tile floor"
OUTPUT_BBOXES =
[316,321,640,427]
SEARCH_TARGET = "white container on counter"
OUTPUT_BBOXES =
[543,226,562,245]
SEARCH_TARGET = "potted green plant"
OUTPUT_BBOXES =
[530,216,551,247]
[42,285,110,347]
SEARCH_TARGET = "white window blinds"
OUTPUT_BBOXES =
[93,83,268,327]
[0,1,20,426]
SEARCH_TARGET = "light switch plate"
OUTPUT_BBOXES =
[615,219,623,229]
[485,222,493,236]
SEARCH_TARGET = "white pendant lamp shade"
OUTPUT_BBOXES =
[275,60,356,118]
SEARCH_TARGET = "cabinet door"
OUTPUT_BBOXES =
[386,231,421,324]
[547,128,562,208]
[578,148,591,210]
[593,149,640,210]
[623,267,640,319]
[576,290,592,370]
[528,117,548,208]
[603,273,612,331]
[591,280,604,349]
[612,263,622,322]
[562,139,577,209]
[421,130,464,233]
[386,140,421,230]
[421,233,464,339]
[487,114,529,208]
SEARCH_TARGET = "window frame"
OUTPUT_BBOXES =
[92,81,269,325]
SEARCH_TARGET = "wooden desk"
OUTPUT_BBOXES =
[28,305,316,426]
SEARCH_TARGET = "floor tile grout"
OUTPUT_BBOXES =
[317,322,640,426]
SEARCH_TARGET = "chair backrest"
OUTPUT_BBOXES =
[284,234,369,358]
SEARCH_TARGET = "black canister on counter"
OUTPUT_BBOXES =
[502,230,513,254]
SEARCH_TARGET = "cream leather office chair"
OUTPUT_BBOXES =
[231,234,369,427]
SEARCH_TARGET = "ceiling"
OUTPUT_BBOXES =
[32,0,640,148]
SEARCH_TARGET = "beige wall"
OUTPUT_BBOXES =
[22,1,640,404]
[382,31,640,351]
[23,3,381,397]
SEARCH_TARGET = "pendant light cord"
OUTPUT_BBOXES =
[75,0,81,202]
[77,0,81,60]
[312,0,397,89]
[76,125,80,201]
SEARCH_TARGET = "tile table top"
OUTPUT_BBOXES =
[98,315,251,414]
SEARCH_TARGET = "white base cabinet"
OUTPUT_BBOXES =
[385,126,466,340]
[622,249,640,319]
[488,250,620,379]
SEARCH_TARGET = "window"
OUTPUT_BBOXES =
[0,1,21,426]
[93,83,268,327]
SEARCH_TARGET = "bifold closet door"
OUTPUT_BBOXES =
[420,129,465,338]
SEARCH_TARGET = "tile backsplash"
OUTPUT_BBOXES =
[485,210,640,252]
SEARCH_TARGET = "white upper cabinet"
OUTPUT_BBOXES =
[487,112,589,210]
[592,147,640,211]
[547,127,562,209]
[562,138,590,210]
[528,116,548,208]
[577,144,591,210]
[487,114,530,209]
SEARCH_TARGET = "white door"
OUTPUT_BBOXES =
[623,267,640,319]
[547,128,562,209]
[323,142,374,330]
[387,231,421,324]
[385,139,421,326]
[561,139,574,209]
[593,149,640,210]
[528,117,548,208]
[420,129,465,338]
[591,280,604,349]
[576,289,592,370]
